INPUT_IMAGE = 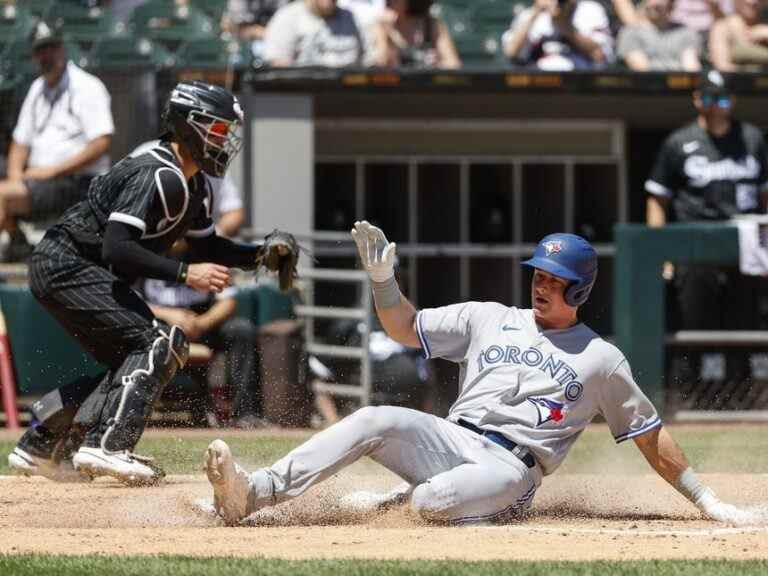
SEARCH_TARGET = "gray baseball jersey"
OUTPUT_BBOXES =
[416,302,661,475]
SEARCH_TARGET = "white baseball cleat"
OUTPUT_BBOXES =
[205,439,252,525]
[8,447,92,483]
[72,447,165,486]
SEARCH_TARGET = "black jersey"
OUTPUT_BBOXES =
[54,139,215,262]
[645,120,768,222]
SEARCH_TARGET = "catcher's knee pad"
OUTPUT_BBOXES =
[101,325,189,453]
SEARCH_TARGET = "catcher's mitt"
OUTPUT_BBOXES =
[258,229,300,291]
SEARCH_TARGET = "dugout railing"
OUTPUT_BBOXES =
[295,267,374,407]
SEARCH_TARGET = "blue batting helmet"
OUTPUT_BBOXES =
[522,233,598,307]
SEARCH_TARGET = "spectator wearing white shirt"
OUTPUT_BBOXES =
[0,22,114,261]
[263,0,365,67]
[502,0,614,70]
[211,174,246,237]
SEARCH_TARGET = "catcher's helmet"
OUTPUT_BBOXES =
[161,81,244,177]
[522,233,597,306]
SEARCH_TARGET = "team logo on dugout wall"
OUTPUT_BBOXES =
[543,240,563,256]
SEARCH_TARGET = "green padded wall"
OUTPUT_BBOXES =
[613,223,739,413]
[2,283,295,396]
[0,285,103,394]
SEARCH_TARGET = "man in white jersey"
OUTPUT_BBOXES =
[204,222,753,525]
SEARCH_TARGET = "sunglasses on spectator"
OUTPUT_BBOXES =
[701,94,731,109]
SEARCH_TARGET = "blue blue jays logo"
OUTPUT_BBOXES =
[543,240,563,256]
[528,397,566,426]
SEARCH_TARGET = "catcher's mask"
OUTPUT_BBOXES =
[162,81,244,178]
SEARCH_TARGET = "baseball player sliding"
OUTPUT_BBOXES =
[205,222,755,525]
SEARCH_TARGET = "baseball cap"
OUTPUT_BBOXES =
[698,69,730,98]
[30,21,63,51]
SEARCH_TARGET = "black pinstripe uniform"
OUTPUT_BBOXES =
[20,139,260,457]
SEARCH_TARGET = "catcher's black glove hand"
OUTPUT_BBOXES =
[257,229,300,291]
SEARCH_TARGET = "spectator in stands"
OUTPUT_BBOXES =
[138,173,262,428]
[645,70,768,386]
[0,22,113,262]
[709,0,768,71]
[221,0,291,62]
[617,0,702,71]
[338,0,387,66]
[671,0,731,35]
[372,0,461,69]
[501,0,614,70]
[263,0,366,67]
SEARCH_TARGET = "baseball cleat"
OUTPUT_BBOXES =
[8,447,92,483]
[72,447,165,486]
[205,439,251,525]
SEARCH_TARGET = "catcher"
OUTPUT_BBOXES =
[7,81,299,485]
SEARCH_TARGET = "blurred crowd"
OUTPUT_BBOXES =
[5,0,768,72]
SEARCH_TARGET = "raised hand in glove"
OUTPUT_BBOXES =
[351,220,396,282]
[257,229,299,291]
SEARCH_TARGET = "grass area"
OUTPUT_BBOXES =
[1,424,767,476]
[0,434,307,476]
[2,556,768,576]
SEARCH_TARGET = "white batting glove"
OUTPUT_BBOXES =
[351,220,396,283]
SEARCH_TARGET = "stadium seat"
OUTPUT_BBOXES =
[469,0,518,28]
[87,36,175,69]
[24,0,54,17]
[128,0,218,51]
[0,4,36,43]
[174,37,252,70]
[189,0,228,23]
[0,39,38,85]
[44,3,120,46]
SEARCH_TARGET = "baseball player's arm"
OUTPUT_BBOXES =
[635,426,757,524]
[103,221,230,292]
[633,426,689,484]
[187,234,264,269]
[216,208,245,238]
[351,220,421,349]
[23,135,111,180]
[646,195,667,227]
[6,140,29,181]
[376,293,421,349]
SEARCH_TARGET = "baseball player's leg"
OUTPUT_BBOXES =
[206,405,517,523]
[72,322,189,484]
[410,452,540,524]
[8,372,105,482]
[21,251,187,483]
[9,248,128,478]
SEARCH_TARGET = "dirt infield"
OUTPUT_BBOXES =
[2,470,768,561]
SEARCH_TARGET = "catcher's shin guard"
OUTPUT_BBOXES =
[100,325,189,453]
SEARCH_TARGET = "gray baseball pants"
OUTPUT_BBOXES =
[247,405,542,523]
